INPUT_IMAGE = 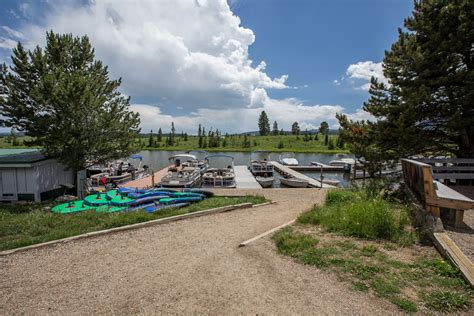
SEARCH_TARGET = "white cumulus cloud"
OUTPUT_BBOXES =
[346,61,388,90]
[22,0,288,109]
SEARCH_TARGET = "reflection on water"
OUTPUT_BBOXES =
[139,150,354,188]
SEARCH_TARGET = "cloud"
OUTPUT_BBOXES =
[131,90,365,133]
[0,37,18,50]
[346,61,388,90]
[332,79,341,86]
[1,26,25,40]
[20,0,288,110]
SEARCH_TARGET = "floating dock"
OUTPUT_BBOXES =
[234,165,262,189]
[270,161,335,188]
[289,165,347,172]
[123,166,169,188]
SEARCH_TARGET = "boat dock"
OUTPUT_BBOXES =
[234,165,262,189]
[270,161,335,188]
[123,166,169,188]
[290,165,347,172]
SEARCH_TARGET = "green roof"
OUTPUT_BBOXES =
[0,151,50,164]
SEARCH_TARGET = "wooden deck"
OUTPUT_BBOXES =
[270,161,335,188]
[122,166,169,189]
[289,165,347,172]
[234,165,261,189]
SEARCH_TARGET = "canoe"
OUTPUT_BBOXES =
[171,192,205,198]
[256,176,274,188]
[145,202,190,213]
[127,191,171,199]
[280,177,309,188]
[183,188,215,197]
[159,196,203,205]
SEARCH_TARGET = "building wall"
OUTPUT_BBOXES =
[0,159,74,202]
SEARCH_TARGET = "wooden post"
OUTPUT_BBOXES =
[320,164,323,188]
[151,170,155,187]
[455,210,464,228]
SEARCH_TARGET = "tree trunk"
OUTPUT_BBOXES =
[457,127,474,158]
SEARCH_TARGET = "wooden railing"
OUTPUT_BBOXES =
[414,158,474,182]
[401,159,474,227]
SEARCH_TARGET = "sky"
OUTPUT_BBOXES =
[0,0,414,134]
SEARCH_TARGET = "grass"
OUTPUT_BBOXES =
[298,189,415,243]
[0,135,349,153]
[0,195,266,251]
[273,187,473,313]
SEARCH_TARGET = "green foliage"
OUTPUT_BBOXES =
[272,121,279,136]
[338,0,474,158]
[421,290,471,312]
[298,189,414,242]
[319,121,329,135]
[291,122,300,136]
[258,111,270,136]
[272,227,318,257]
[0,195,266,250]
[391,297,417,313]
[0,32,141,170]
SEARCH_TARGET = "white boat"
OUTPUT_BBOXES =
[256,176,274,188]
[279,153,299,166]
[329,158,356,166]
[202,154,236,188]
[321,178,340,186]
[280,177,308,188]
[249,151,274,176]
[160,154,202,188]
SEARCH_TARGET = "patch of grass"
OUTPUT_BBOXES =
[370,277,401,297]
[391,297,417,313]
[421,290,471,312]
[272,228,319,257]
[298,189,416,243]
[360,244,378,257]
[0,195,266,250]
[352,281,369,292]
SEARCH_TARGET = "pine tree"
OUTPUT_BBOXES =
[339,0,474,158]
[148,129,154,147]
[258,111,270,136]
[157,128,163,142]
[319,121,329,135]
[0,32,140,172]
[324,134,329,146]
[184,133,188,141]
[272,121,279,136]
[291,122,300,136]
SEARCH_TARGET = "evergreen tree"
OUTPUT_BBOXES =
[198,124,202,137]
[277,140,284,149]
[338,0,474,158]
[157,128,163,142]
[291,122,300,136]
[319,121,329,135]
[0,32,140,172]
[272,121,279,136]
[148,129,154,147]
[258,111,270,136]
[184,133,188,141]
[170,122,176,145]
[280,129,284,135]
[324,134,329,146]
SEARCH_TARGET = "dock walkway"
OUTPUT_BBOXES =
[271,161,335,188]
[123,167,169,188]
[234,165,261,189]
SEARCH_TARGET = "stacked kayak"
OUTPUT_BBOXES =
[51,187,213,214]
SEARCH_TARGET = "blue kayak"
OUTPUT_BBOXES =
[159,196,203,205]
[145,202,189,213]
[128,191,171,199]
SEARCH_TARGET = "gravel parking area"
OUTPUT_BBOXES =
[1,188,396,314]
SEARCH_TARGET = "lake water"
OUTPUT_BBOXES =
[138,150,354,187]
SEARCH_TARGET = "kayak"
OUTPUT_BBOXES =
[52,200,96,214]
[145,202,189,213]
[159,196,203,205]
[84,193,110,206]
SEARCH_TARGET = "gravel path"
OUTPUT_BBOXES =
[1,188,395,314]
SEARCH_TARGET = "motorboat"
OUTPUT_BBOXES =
[249,150,274,176]
[321,177,340,186]
[160,154,202,188]
[279,176,308,188]
[202,154,236,188]
[279,153,299,166]
[256,176,274,188]
[89,154,148,186]
[329,158,356,166]
[186,150,209,173]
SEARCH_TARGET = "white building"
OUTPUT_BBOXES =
[0,151,74,202]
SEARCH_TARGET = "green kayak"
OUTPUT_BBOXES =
[52,200,96,214]
[84,193,109,206]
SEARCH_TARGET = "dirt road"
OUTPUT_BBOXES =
[1,189,395,314]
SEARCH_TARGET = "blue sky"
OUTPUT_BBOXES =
[0,0,414,133]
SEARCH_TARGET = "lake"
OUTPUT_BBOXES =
[138,150,354,187]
